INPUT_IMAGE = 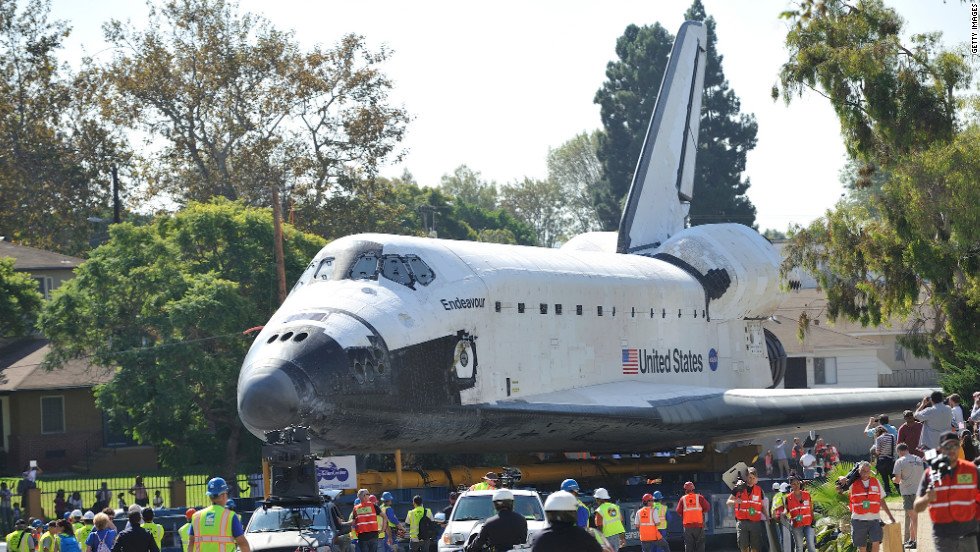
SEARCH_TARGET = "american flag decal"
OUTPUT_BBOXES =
[622,348,639,374]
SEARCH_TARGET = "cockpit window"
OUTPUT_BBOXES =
[349,253,380,280]
[313,258,336,281]
[382,256,412,285]
[405,255,435,285]
[290,260,317,294]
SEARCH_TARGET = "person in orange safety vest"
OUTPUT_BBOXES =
[783,476,815,552]
[633,493,670,552]
[675,481,709,552]
[837,461,894,552]
[726,467,768,552]
[913,431,980,551]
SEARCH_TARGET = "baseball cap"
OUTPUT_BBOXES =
[939,431,959,446]
[483,472,497,480]
[775,438,783,443]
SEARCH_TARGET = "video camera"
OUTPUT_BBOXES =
[496,467,522,489]
[835,464,861,493]
[262,426,318,498]
[923,448,953,488]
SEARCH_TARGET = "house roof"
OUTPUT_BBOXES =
[0,241,84,271]
[0,339,113,392]
[771,287,934,337]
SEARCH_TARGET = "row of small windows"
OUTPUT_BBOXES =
[495,301,706,319]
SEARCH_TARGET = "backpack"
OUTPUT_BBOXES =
[417,508,439,540]
[59,536,81,552]
[94,531,111,552]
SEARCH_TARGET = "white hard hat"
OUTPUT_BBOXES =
[544,491,578,512]
[593,488,611,500]
[492,489,514,502]
[71,509,83,518]
[82,511,95,520]
[772,482,781,491]
[780,483,791,493]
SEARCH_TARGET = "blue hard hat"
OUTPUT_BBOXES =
[206,477,230,496]
[560,479,579,492]
[226,499,236,509]
[32,520,43,528]
[353,498,361,505]
[653,491,663,500]
[381,492,393,501]
[63,512,72,519]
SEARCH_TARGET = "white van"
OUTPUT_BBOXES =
[437,489,546,551]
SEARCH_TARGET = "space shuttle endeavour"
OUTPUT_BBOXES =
[237,22,929,453]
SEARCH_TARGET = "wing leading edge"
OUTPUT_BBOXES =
[479,382,933,449]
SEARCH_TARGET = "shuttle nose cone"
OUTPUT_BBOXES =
[238,364,304,432]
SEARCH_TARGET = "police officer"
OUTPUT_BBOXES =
[593,489,626,551]
[559,479,590,528]
[530,491,603,552]
[913,430,980,551]
[186,477,251,552]
[466,489,528,552]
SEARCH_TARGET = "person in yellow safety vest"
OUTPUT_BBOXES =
[186,477,251,552]
[593,488,626,551]
[379,491,403,552]
[633,493,670,552]
[469,473,498,491]
[559,479,591,528]
[39,521,61,552]
[7,519,37,552]
[75,512,95,550]
[177,509,195,552]
[71,511,84,535]
[141,508,164,550]
[769,482,791,552]
[405,495,433,552]
[348,499,359,550]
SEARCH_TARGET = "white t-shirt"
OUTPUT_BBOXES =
[800,453,816,469]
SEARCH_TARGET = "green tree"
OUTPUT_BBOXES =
[38,199,325,474]
[0,257,43,337]
[0,0,128,255]
[546,131,602,235]
[499,177,565,248]
[776,0,976,375]
[97,0,409,215]
[592,0,758,230]
[438,165,498,211]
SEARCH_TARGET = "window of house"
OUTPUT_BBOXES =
[814,357,838,385]
[41,396,65,434]
[894,342,905,362]
[34,276,54,299]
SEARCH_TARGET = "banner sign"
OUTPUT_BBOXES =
[316,456,357,491]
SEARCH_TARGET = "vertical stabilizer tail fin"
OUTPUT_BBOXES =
[617,21,707,254]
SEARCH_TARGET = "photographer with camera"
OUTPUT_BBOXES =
[917,391,954,450]
[726,467,768,552]
[913,431,980,551]
[836,461,894,552]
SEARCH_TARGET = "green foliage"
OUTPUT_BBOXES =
[592,0,757,230]
[778,0,980,379]
[0,0,129,255]
[499,177,565,247]
[438,165,498,211]
[0,257,43,337]
[96,0,409,215]
[546,131,603,235]
[37,199,325,473]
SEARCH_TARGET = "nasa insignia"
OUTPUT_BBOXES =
[708,348,718,371]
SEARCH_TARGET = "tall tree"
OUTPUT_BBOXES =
[438,165,498,211]
[38,199,325,474]
[546,131,602,235]
[0,0,128,255]
[592,0,758,230]
[776,0,975,377]
[97,0,409,216]
[499,177,565,248]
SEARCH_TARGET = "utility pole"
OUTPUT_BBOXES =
[272,185,287,304]
[111,165,120,224]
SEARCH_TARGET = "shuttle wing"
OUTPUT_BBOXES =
[618,21,707,254]
[479,382,930,449]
